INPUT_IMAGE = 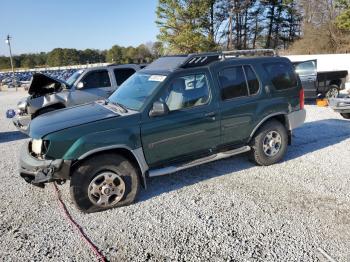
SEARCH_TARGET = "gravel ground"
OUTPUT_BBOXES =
[0,90,349,262]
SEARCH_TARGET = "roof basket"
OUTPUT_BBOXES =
[222,49,276,58]
[180,49,276,68]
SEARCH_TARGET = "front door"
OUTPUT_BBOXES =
[141,71,220,167]
[69,69,113,106]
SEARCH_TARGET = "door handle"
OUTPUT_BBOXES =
[205,112,216,121]
[205,112,216,117]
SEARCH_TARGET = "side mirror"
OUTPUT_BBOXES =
[149,101,169,117]
[77,82,84,89]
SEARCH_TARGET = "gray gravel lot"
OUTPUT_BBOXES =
[0,90,349,262]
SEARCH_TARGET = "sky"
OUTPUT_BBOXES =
[0,0,159,56]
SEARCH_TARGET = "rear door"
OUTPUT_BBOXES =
[69,69,112,105]
[216,64,261,146]
[293,60,317,99]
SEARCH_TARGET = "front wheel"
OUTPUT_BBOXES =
[340,113,350,119]
[70,154,140,213]
[249,120,288,166]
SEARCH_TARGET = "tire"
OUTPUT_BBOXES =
[340,113,350,119]
[70,154,140,213]
[249,120,288,166]
[325,85,339,99]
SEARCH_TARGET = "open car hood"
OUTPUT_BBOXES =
[28,73,67,95]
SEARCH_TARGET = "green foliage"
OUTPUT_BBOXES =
[336,8,350,31]
[156,0,217,54]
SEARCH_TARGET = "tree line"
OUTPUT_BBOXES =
[1,0,349,70]
[0,43,161,70]
[156,0,350,54]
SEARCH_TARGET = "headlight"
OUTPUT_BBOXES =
[31,139,43,155]
[17,100,27,111]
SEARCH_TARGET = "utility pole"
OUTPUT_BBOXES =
[5,35,16,91]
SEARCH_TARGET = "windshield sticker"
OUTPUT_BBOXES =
[149,75,166,82]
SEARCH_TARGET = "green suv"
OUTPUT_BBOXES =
[19,52,306,213]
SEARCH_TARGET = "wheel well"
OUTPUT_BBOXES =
[71,149,146,188]
[329,79,341,88]
[33,103,65,118]
[250,114,291,145]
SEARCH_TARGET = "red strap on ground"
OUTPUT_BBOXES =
[52,183,107,262]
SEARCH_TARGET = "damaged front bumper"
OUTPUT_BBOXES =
[13,114,31,134]
[328,97,350,113]
[19,142,71,187]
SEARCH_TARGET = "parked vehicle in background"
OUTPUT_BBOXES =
[19,51,306,212]
[329,95,350,119]
[13,64,144,133]
[285,54,350,99]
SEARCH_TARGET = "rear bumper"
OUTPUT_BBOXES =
[287,109,306,130]
[19,142,71,187]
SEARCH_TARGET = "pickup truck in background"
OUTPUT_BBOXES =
[13,64,145,133]
[285,54,350,99]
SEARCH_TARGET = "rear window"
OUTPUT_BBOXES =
[114,68,136,86]
[263,62,297,90]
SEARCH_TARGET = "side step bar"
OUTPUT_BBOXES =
[148,146,251,177]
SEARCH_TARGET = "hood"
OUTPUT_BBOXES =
[29,102,119,138]
[28,73,67,95]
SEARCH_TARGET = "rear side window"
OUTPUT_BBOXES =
[81,70,111,89]
[114,68,136,86]
[244,65,259,95]
[218,66,248,100]
[263,62,297,90]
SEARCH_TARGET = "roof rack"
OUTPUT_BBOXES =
[222,49,276,58]
[180,52,221,68]
[180,49,277,68]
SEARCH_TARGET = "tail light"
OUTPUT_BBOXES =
[299,88,304,110]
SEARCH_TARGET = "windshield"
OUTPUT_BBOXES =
[66,70,84,86]
[108,73,166,111]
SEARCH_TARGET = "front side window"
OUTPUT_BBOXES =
[81,70,111,89]
[218,66,248,100]
[263,62,298,90]
[160,73,210,111]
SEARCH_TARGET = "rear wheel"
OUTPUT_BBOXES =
[70,154,140,213]
[340,113,350,119]
[325,85,339,99]
[249,120,288,166]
